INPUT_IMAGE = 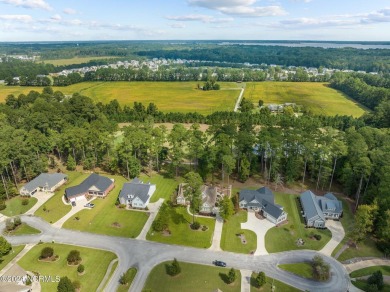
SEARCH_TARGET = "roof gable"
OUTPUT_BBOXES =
[65,173,112,198]
[21,173,67,193]
[119,178,156,204]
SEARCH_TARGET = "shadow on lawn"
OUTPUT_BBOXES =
[219,272,230,284]
[170,207,189,225]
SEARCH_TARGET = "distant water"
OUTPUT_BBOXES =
[219,42,390,50]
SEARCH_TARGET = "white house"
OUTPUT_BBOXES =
[19,173,68,196]
[118,178,156,209]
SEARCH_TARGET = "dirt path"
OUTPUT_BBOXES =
[234,87,245,112]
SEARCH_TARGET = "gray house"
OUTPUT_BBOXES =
[118,178,156,209]
[300,190,343,228]
[239,187,287,225]
[19,173,68,196]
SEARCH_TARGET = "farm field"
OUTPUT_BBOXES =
[244,82,367,117]
[43,56,117,66]
[0,81,241,114]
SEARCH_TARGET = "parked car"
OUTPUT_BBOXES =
[213,260,226,267]
[71,201,76,207]
[84,203,95,208]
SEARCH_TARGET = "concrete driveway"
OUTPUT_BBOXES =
[241,211,275,255]
[52,197,93,228]
[320,220,345,256]
[26,191,55,215]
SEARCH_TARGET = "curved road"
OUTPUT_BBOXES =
[1,216,351,292]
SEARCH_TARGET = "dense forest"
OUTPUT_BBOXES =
[0,86,389,253]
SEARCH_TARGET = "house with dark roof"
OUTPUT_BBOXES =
[65,173,114,202]
[118,178,156,209]
[239,187,287,225]
[19,173,68,196]
[299,190,343,228]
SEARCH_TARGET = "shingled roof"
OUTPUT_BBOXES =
[20,173,67,193]
[65,173,113,199]
[118,178,155,204]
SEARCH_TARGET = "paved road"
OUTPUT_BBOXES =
[1,215,352,292]
[320,220,345,256]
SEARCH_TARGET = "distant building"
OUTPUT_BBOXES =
[19,173,68,196]
[118,178,156,209]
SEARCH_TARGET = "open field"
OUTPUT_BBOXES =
[63,174,148,238]
[18,243,117,292]
[143,261,241,292]
[245,82,367,117]
[220,210,257,254]
[250,272,301,292]
[139,173,180,203]
[146,206,215,248]
[0,82,241,114]
[43,56,117,66]
[34,171,88,223]
[0,245,25,270]
[0,196,37,216]
[264,193,331,253]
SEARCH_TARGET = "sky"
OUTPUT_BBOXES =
[0,0,389,41]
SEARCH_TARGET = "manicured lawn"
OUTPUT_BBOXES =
[139,173,180,203]
[62,175,148,238]
[265,193,331,253]
[116,268,137,292]
[34,171,89,223]
[278,262,313,279]
[18,243,117,292]
[337,237,384,262]
[3,223,41,236]
[0,245,25,270]
[0,82,241,114]
[146,206,215,248]
[220,210,257,254]
[351,279,390,292]
[350,265,390,278]
[43,56,116,66]
[143,261,241,292]
[250,272,301,292]
[0,196,37,216]
[245,82,367,117]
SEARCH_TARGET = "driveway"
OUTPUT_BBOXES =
[136,199,164,240]
[52,197,93,228]
[209,214,223,251]
[320,220,345,256]
[26,191,55,215]
[241,211,275,255]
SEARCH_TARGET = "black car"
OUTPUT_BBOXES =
[71,201,76,207]
[213,260,226,267]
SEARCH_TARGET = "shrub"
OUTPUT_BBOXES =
[190,221,201,230]
[0,202,6,211]
[57,276,75,292]
[25,276,32,285]
[166,258,181,276]
[5,218,15,231]
[312,255,330,281]
[367,270,384,291]
[118,204,126,209]
[152,219,165,232]
[77,264,85,274]
[40,247,54,259]
[21,199,29,206]
[120,272,131,285]
[67,250,81,264]
[72,280,81,290]
[255,271,266,288]
[201,225,207,231]
[0,237,12,256]
[314,234,322,241]
[227,268,237,284]
[13,216,22,226]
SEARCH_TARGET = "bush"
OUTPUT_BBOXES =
[72,280,81,290]
[312,255,330,281]
[166,258,181,276]
[255,271,266,288]
[21,199,29,206]
[118,204,126,209]
[367,270,384,291]
[152,219,165,232]
[120,272,131,285]
[190,221,201,230]
[0,202,6,211]
[5,218,15,231]
[201,225,207,231]
[40,247,54,259]
[227,268,237,284]
[13,216,22,226]
[67,250,81,264]
[57,276,75,292]
[314,234,322,240]
[77,264,85,273]
[25,276,32,285]
[0,237,12,256]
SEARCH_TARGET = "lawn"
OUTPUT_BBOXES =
[278,262,313,279]
[146,206,215,248]
[250,272,301,292]
[138,173,180,203]
[62,175,148,238]
[0,82,241,114]
[143,261,241,292]
[350,266,390,278]
[265,193,331,253]
[116,268,137,292]
[3,223,41,236]
[337,237,384,262]
[0,245,25,270]
[34,171,89,223]
[332,197,355,257]
[245,82,367,117]
[0,196,37,216]
[18,243,117,292]
[220,210,257,254]
[351,279,390,292]
[43,56,116,66]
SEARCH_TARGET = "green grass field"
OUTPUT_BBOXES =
[143,261,241,292]
[0,82,240,114]
[62,174,148,238]
[220,210,257,254]
[245,82,367,117]
[3,223,41,236]
[278,263,313,280]
[350,266,390,278]
[250,272,301,292]
[0,196,37,216]
[265,193,331,253]
[146,206,215,248]
[18,243,117,292]
[43,56,117,66]
[0,245,25,270]
[139,173,180,203]
[34,171,88,223]
[351,279,390,292]
[337,237,384,262]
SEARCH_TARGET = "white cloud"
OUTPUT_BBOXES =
[360,8,390,24]
[63,8,77,15]
[166,14,233,23]
[0,14,32,22]
[187,0,286,17]
[50,14,61,21]
[169,23,186,29]
[0,0,52,10]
